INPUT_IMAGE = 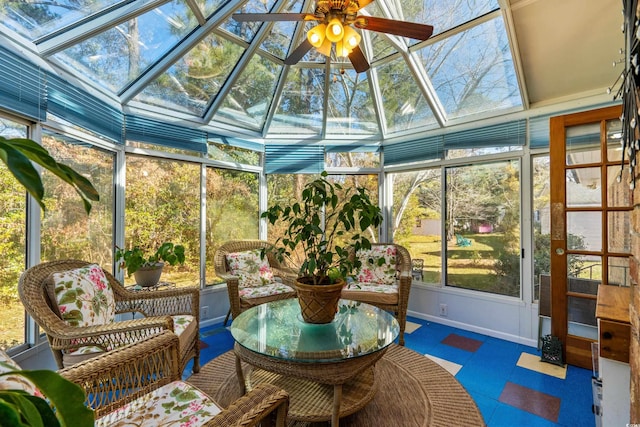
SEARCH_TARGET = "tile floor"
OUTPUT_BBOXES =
[189,316,596,427]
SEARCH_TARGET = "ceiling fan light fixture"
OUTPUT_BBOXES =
[307,23,327,48]
[342,25,361,48]
[336,40,352,58]
[326,18,344,42]
[317,37,332,56]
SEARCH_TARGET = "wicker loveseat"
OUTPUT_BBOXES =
[342,243,413,345]
[18,259,200,373]
[214,240,297,324]
[0,331,289,426]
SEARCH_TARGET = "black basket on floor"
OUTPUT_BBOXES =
[540,334,564,366]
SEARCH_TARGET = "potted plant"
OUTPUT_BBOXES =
[261,172,383,323]
[115,242,185,287]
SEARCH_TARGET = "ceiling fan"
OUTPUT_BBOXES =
[232,0,434,73]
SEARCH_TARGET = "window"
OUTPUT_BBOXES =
[205,167,259,284]
[391,169,442,284]
[0,117,28,351]
[445,160,520,296]
[532,154,550,301]
[124,155,200,286]
[40,130,115,269]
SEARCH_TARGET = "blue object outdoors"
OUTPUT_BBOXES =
[456,234,472,247]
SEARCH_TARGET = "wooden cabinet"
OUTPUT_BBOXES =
[596,285,631,363]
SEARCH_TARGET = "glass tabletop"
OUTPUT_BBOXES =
[230,298,399,363]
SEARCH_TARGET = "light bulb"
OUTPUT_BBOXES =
[307,24,327,48]
[336,40,352,58]
[325,18,344,43]
[342,26,361,49]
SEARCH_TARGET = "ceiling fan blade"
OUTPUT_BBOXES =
[284,39,313,65]
[355,16,434,41]
[232,13,310,22]
[348,45,370,73]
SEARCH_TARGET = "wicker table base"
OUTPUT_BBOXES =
[246,366,376,424]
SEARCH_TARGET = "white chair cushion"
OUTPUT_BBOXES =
[95,380,221,427]
[355,245,397,285]
[226,249,274,288]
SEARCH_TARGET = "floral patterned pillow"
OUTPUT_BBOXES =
[0,349,41,397]
[355,245,397,285]
[226,250,274,288]
[47,264,116,328]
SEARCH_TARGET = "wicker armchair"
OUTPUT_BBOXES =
[60,331,289,426]
[18,259,200,373]
[342,243,413,346]
[214,240,297,324]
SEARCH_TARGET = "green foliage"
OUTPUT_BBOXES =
[0,136,99,214]
[533,231,586,279]
[262,172,383,285]
[115,242,186,276]
[0,370,94,427]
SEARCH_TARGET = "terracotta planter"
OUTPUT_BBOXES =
[133,263,164,287]
[295,277,345,324]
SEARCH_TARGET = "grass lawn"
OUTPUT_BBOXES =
[404,232,517,295]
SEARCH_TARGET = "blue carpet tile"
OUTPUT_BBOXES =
[187,316,595,427]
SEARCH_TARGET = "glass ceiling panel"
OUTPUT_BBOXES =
[418,16,522,120]
[369,31,398,62]
[134,33,245,115]
[326,69,378,136]
[53,0,198,92]
[376,57,437,134]
[213,54,283,131]
[1,0,124,40]
[408,0,498,38]
[269,67,325,135]
[223,0,280,42]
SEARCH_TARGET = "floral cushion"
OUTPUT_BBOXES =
[95,380,220,427]
[226,250,274,288]
[341,282,399,305]
[239,282,295,299]
[0,350,41,397]
[355,245,397,285]
[47,264,116,328]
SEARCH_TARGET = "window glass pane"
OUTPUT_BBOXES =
[326,69,378,136]
[533,155,550,301]
[0,118,27,351]
[608,211,630,253]
[568,254,601,280]
[445,160,520,297]
[269,68,325,135]
[207,143,261,166]
[566,211,601,251]
[391,169,442,284]
[40,130,115,270]
[205,168,259,285]
[566,167,601,208]
[325,151,380,168]
[605,118,623,162]
[608,256,631,287]
[124,155,200,287]
[607,165,632,207]
[566,123,600,165]
[447,146,520,159]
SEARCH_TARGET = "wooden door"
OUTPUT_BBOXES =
[549,105,631,368]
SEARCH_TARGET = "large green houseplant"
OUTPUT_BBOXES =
[261,172,383,322]
[0,136,99,214]
[115,242,185,286]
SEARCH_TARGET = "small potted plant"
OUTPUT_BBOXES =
[115,242,185,287]
[261,172,383,323]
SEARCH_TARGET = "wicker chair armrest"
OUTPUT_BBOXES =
[207,383,289,427]
[48,316,174,352]
[59,331,180,418]
[116,286,199,318]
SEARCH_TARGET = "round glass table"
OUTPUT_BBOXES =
[230,298,399,426]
